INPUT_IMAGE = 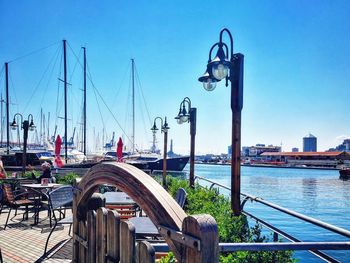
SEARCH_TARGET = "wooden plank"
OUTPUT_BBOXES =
[87,210,97,263]
[72,189,80,262]
[120,220,135,263]
[182,215,219,263]
[106,210,120,263]
[96,207,108,263]
[136,241,155,263]
[79,220,87,262]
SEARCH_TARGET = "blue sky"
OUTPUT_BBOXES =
[1,0,350,154]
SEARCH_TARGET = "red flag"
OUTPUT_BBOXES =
[54,135,63,168]
[117,137,123,162]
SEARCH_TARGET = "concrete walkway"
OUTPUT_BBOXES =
[0,207,72,262]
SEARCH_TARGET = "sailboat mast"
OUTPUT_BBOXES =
[63,39,68,163]
[40,108,43,145]
[47,112,50,143]
[1,93,3,146]
[83,47,87,155]
[5,62,9,154]
[131,58,135,153]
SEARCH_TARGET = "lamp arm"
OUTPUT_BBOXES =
[222,43,229,59]
[183,97,192,109]
[220,28,234,57]
[154,117,164,130]
[27,113,34,122]
[13,113,23,123]
[208,42,220,62]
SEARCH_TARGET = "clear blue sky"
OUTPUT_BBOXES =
[1,0,350,154]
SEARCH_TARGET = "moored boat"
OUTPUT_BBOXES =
[339,168,350,180]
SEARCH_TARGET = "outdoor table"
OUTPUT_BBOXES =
[129,217,160,238]
[21,183,63,190]
[104,191,136,205]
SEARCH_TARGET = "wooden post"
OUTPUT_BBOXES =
[120,220,136,263]
[87,211,97,263]
[230,53,244,216]
[72,187,80,262]
[163,130,168,188]
[107,210,120,262]
[96,208,108,263]
[79,220,87,262]
[136,241,155,263]
[182,215,218,263]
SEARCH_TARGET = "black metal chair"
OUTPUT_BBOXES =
[175,187,187,208]
[43,185,73,256]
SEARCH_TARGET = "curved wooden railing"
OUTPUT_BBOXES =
[72,162,218,262]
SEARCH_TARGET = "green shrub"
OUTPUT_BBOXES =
[56,172,79,185]
[164,176,295,263]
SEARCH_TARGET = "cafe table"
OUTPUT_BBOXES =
[104,191,136,205]
[21,183,63,191]
[129,216,160,238]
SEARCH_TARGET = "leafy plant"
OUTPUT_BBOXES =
[56,172,79,185]
[162,176,296,263]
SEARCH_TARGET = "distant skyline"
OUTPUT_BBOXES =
[1,1,350,154]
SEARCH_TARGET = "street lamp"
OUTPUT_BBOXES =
[175,97,197,187]
[10,113,36,176]
[198,28,244,216]
[151,116,170,188]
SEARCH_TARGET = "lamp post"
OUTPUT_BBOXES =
[151,116,170,188]
[175,97,197,187]
[10,113,36,176]
[198,28,244,216]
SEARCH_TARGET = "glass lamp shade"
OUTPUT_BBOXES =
[199,69,217,91]
[10,120,18,130]
[212,63,229,80]
[29,125,36,131]
[180,115,189,123]
[176,117,183,124]
[203,79,217,91]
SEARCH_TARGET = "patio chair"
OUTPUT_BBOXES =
[1,184,39,230]
[43,185,73,256]
[106,204,137,219]
[175,188,187,208]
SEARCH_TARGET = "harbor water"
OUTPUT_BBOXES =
[183,163,350,262]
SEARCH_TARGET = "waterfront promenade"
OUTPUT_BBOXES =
[0,210,72,262]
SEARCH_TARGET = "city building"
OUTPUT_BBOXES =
[328,139,350,152]
[242,144,281,157]
[260,151,350,168]
[292,147,299,152]
[303,133,317,152]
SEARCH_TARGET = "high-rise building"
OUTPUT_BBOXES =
[292,147,299,152]
[303,134,317,152]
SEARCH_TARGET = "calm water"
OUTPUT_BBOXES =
[182,164,350,262]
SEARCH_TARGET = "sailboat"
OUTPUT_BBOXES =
[119,59,189,172]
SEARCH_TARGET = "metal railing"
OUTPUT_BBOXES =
[194,175,350,263]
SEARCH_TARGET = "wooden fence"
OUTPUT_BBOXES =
[72,162,219,262]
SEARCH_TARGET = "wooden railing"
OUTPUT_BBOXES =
[72,162,218,262]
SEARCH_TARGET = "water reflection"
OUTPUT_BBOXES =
[187,164,349,262]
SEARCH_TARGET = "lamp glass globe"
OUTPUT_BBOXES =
[212,63,228,80]
[203,79,216,91]
[180,115,189,123]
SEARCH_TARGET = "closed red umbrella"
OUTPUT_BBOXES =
[117,137,123,162]
[54,135,63,168]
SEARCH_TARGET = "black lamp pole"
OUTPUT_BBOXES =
[198,28,244,216]
[151,117,170,188]
[175,97,197,187]
[11,113,36,176]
